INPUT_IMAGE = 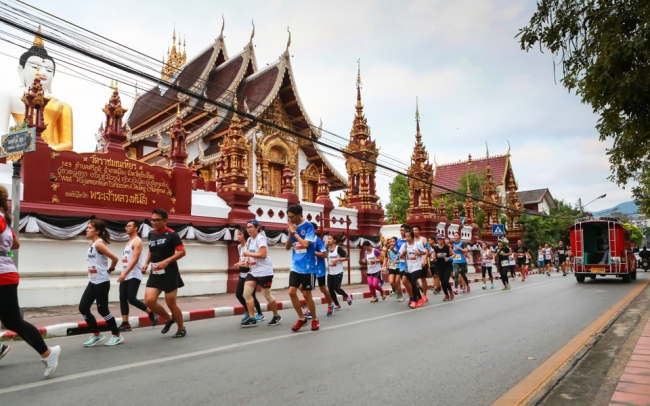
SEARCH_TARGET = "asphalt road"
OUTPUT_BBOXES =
[0,272,644,406]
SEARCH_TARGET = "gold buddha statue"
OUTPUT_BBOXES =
[0,27,73,150]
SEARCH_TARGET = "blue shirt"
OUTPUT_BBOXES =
[395,238,407,271]
[290,221,316,274]
[452,240,467,264]
[314,236,327,277]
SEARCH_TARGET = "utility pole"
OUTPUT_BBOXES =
[579,198,583,217]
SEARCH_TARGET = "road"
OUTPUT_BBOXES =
[0,272,644,406]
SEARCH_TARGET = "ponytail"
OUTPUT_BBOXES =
[89,219,111,244]
[0,185,11,227]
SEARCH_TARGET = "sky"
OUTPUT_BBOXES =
[0,0,634,212]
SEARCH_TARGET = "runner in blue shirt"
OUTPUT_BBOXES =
[284,205,319,332]
[395,224,410,299]
[452,232,470,294]
[304,223,335,318]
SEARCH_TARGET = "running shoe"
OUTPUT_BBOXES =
[522,277,526,282]
[506,285,512,290]
[117,322,132,332]
[390,291,396,297]
[347,295,353,305]
[172,329,187,338]
[417,298,424,307]
[291,319,308,332]
[311,319,320,331]
[482,285,487,290]
[241,317,257,328]
[370,297,379,303]
[461,287,467,293]
[268,315,282,326]
[241,311,250,322]
[449,291,455,300]
[104,335,124,346]
[397,296,404,302]
[83,333,105,347]
[491,284,494,289]
[424,295,429,303]
[502,286,507,290]
[334,304,342,310]
[547,272,551,276]
[454,288,459,295]
[326,305,334,317]
[408,300,417,309]
[380,279,385,287]
[256,313,265,322]
[563,272,567,276]
[443,295,450,302]
[381,292,387,300]
[303,311,312,319]
[42,345,60,378]
[0,344,10,362]
[148,312,159,327]
[161,319,175,334]
[467,284,471,293]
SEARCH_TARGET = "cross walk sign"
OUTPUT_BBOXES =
[492,224,505,237]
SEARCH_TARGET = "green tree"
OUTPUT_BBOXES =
[622,222,644,246]
[519,199,581,248]
[386,174,409,224]
[518,1,650,212]
[452,170,487,229]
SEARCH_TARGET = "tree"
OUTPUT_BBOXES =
[518,1,650,212]
[519,199,581,248]
[622,222,644,246]
[386,174,409,224]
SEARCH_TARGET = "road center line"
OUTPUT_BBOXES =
[0,277,567,396]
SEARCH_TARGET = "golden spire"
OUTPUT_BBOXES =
[356,59,363,108]
[176,104,181,118]
[415,96,421,139]
[33,25,44,48]
[485,141,490,158]
[285,26,292,53]
[172,26,176,43]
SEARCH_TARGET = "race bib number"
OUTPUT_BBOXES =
[501,260,509,266]
[293,243,306,254]
[248,259,257,268]
[122,256,128,270]
[329,261,337,267]
[454,254,461,261]
[88,265,99,279]
[151,263,166,275]
[407,254,416,261]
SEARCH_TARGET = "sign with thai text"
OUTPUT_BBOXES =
[0,126,36,157]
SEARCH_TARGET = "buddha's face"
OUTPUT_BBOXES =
[19,56,54,92]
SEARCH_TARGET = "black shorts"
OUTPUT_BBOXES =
[289,271,316,291]
[544,259,551,265]
[407,269,421,279]
[245,273,273,289]
[481,266,492,277]
[517,258,526,267]
[146,270,184,294]
[388,268,400,276]
[421,264,431,278]
[559,256,567,264]
[317,275,327,287]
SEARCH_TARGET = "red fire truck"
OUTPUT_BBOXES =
[570,217,637,283]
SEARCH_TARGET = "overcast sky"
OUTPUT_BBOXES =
[0,0,634,212]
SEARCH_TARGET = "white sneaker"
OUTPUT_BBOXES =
[104,335,124,346]
[42,345,61,378]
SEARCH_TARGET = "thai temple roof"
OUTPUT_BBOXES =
[433,153,512,196]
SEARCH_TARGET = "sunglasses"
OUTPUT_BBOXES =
[150,218,164,223]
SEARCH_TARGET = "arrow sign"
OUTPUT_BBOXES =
[492,224,505,237]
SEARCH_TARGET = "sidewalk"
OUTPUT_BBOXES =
[610,317,650,405]
[1,270,539,338]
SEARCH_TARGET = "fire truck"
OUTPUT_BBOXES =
[570,217,637,283]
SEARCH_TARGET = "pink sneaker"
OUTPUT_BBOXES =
[466,284,471,293]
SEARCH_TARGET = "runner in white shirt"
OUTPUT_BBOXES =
[116,220,158,332]
[233,227,263,324]
[79,219,122,347]
[326,235,351,308]
[544,243,553,276]
[480,242,494,289]
[240,219,281,327]
[399,229,426,308]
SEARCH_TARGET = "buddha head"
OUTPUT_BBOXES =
[18,29,56,93]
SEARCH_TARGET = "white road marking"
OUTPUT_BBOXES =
[0,277,569,396]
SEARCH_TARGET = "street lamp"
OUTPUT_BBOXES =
[579,194,607,216]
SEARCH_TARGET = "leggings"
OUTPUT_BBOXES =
[119,278,148,316]
[482,266,493,279]
[236,276,262,314]
[367,273,383,299]
[79,281,119,336]
[327,273,348,306]
[0,284,48,355]
[499,266,509,286]
[440,266,453,296]
[510,265,517,278]
[408,270,421,301]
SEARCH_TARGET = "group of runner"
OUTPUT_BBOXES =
[537,242,573,276]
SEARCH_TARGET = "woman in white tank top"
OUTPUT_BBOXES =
[79,219,122,347]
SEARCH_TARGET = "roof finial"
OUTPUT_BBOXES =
[507,140,511,156]
[33,25,44,48]
[220,14,225,37]
[356,59,362,104]
[415,96,420,134]
[176,104,181,118]
[249,20,255,44]
[485,141,490,158]
[434,153,438,167]
[173,25,176,43]
[285,26,291,52]
[114,80,118,92]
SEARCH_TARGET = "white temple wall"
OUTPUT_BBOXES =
[330,207,358,230]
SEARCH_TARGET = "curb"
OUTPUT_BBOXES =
[0,270,544,339]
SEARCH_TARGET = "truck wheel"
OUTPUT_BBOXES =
[622,273,631,283]
[631,271,637,280]
[576,276,585,283]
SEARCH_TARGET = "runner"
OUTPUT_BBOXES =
[143,208,187,338]
[361,241,385,302]
[117,220,158,332]
[452,232,470,294]
[309,223,335,317]
[544,243,553,276]
[240,219,281,327]
[537,246,545,271]
[233,227,264,324]
[395,224,410,300]
[428,236,442,295]
[0,184,60,376]
[399,229,426,308]
[80,219,123,347]
[412,225,430,302]
[515,240,529,281]
[326,235,351,308]
[496,238,511,290]
[384,236,404,301]
[509,250,517,280]
[285,204,319,332]
[567,246,574,273]
[433,234,455,301]
[480,242,494,289]
[556,240,569,276]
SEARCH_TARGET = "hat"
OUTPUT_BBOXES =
[498,237,509,244]
[247,219,260,227]
[436,234,445,239]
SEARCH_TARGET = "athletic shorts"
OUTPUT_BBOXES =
[317,275,327,288]
[388,268,400,276]
[421,264,431,278]
[537,260,544,266]
[453,263,468,275]
[245,273,273,289]
[544,259,551,265]
[481,266,492,278]
[407,269,421,279]
[517,258,526,267]
[289,271,315,291]
[146,269,184,294]
[559,256,567,264]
